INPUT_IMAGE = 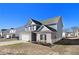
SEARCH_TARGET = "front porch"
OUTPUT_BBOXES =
[35,32,56,44]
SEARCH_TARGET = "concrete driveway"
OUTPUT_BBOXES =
[0,40,26,46]
[65,37,79,39]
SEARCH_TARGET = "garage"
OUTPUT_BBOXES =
[19,33,31,41]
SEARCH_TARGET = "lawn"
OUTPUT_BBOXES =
[0,38,79,55]
[0,43,53,55]
[0,38,18,42]
[0,42,79,55]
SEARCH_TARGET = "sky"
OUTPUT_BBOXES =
[0,3,79,29]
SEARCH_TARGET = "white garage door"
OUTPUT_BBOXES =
[21,34,30,41]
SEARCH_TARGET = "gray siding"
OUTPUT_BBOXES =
[57,18,63,40]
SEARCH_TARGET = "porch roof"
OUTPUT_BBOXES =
[36,25,57,32]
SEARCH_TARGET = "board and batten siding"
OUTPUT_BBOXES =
[51,32,57,43]
[57,18,63,40]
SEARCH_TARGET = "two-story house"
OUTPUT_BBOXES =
[19,16,63,44]
[74,29,79,37]
[1,28,16,39]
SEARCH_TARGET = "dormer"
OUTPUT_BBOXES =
[9,28,16,34]
[26,18,42,31]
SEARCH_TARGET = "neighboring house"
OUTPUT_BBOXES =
[1,28,16,39]
[66,32,75,38]
[19,16,63,44]
[62,28,76,38]
[9,28,16,38]
[74,29,79,37]
[0,30,2,38]
[0,26,26,39]
[0,29,9,38]
[62,30,75,38]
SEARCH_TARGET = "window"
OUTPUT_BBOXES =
[40,35,43,40]
[34,26,36,30]
[10,30,16,33]
[28,25,36,31]
[28,27,31,31]
[32,26,36,31]
[40,34,46,40]
[51,33,56,39]
[31,26,34,31]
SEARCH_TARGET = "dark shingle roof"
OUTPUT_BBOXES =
[15,16,61,33]
[27,18,42,25]
[45,25,57,32]
[37,25,57,32]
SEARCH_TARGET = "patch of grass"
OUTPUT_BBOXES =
[0,43,53,55]
[7,43,24,47]
[32,42,52,47]
[0,38,18,42]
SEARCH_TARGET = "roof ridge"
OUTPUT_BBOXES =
[27,18,42,25]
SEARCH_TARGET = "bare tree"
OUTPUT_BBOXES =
[71,26,79,32]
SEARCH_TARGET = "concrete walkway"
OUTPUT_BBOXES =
[0,40,26,46]
[66,37,79,39]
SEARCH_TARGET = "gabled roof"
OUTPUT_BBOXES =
[27,18,42,25]
[15,25,27,34]
[27,16,61,26]
[2,29,10,35]
[41,16,61,25]
[16,16,61,33]
[45,25,57,32]
[37,25,57,32]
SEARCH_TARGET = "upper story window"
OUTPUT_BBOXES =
[28,25,36,31]
[10,30,16,33]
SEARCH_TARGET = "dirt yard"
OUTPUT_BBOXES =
[0,38,18,42]
[0,38,79,55]
[0,43,53,55]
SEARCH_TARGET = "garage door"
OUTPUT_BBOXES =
[21,34,30,41]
